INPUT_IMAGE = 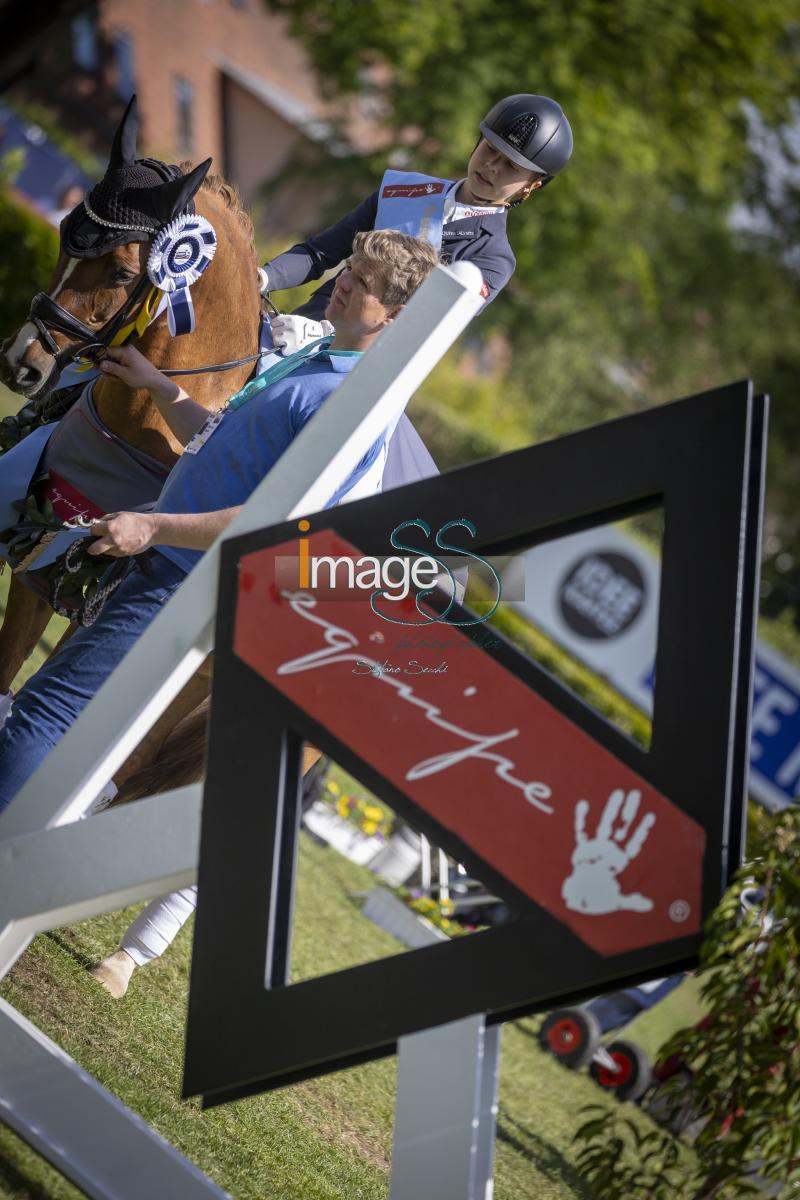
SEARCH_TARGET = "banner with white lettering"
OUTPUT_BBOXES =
[234,532,706,957]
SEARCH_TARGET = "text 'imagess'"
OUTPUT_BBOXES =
[274,518,503,626]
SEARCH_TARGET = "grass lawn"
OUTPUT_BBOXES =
[0,831,705,1200]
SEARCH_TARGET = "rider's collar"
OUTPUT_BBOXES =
[444,179,506,220]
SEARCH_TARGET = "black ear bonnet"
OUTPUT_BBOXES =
[61,96,211,258]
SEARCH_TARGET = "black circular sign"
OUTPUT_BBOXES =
[558,550,646,640]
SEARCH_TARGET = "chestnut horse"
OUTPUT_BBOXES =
[0,169,262,787]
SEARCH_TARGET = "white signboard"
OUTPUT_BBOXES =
[507,527,659,713]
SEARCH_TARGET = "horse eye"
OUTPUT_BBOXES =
[111,268,135,285]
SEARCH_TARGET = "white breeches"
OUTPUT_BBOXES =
[121,887,198,966]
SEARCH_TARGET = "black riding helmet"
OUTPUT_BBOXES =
[479,94,573,184]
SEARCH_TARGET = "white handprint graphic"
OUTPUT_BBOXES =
[561,789,656,915]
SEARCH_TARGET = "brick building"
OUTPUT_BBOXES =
[7,0,381,237]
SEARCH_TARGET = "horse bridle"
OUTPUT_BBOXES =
[29,276,154,373]
[27,264,275,379]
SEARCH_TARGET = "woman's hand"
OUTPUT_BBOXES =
[99,345,177,402]
[87,511,160,557]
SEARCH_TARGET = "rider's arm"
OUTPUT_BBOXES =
[99,345,210,444]
[464,239,516,306]
[87,507,242,558]
[443,223,517,307]
[263,190,379,292]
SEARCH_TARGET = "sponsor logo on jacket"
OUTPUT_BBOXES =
[382,182,446,199]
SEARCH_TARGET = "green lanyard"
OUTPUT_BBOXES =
[226,338,362,411]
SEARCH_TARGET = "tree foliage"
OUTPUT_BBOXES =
[0,168,58,338]
[573,807,800,1199]
[266,0,796,329]
[266,0,800,607]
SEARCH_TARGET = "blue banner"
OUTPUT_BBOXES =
[641,641,800,811]
[749,643,800,810]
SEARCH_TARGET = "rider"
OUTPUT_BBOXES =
[263,93,573,353]
[0,229,438,816]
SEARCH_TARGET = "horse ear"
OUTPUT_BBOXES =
[151,158,213,224]
[110,95,139,167]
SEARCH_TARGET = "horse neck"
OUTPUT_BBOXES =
[93,190,261,467]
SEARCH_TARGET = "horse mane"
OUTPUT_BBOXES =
[114,699,209,805]
[179,161,257,265]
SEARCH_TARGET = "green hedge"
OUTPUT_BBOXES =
[466,577,652,748]
[493,605,652,746]
[0,185,59,337]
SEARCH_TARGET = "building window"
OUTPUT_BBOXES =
[175,77,194,158]
[356,65,384,122]
[114,32,136,100]
[71,14,98,72]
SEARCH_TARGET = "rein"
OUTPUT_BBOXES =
[160,352,263,377]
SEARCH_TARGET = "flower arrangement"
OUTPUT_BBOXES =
[323,776,395,841]
[398,888,471,938]
[319,773,484,940]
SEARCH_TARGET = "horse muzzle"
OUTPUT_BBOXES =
[0,328,57,398]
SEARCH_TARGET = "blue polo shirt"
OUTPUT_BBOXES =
[153,352,380,573]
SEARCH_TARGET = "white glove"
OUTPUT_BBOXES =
[257,267,269,295]
[271,314,334,354]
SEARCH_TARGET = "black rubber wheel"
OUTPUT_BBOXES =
[590,1039,652,1101]
[538,1008,602,1069]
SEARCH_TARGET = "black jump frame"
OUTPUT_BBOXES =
[184,380,767,1107]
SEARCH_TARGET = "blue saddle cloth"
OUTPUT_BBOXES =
[0,423,89,570]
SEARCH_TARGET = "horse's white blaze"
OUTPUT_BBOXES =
[3,322,39,371]
[51,256,78,301]
[3,257,78,378]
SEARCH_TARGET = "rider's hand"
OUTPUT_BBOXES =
[99,345,177,402]
[271,314,334,355]
[87,511,159,557]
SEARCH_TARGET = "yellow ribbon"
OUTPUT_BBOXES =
[74,285,162,372]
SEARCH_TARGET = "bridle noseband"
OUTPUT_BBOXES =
[29,275,154,372]
[27,255,273,380]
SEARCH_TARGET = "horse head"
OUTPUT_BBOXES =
[0,96,213,403]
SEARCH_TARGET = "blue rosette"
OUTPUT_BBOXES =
[146,214,217,335]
